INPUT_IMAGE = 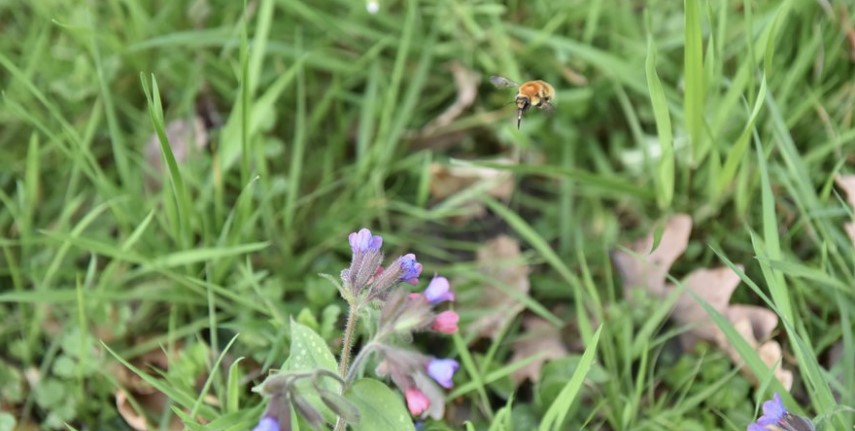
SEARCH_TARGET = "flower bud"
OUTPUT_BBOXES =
[431,310,459,334]
[369,254,423,299]
[404,388,430,416]
[341,228,384,295]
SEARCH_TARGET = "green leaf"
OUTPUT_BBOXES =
[52,354,77,378]
[0,412,16,431]
[344,378,415,431]
[282,320,339,424]
[283,320,337,372]
[296,307,320,332]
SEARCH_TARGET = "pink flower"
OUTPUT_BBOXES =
[423,276,454,304]
[405,388,430,416]
[431,310,459,334]
[427,358,459,389]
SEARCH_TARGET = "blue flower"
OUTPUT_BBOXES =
[253,416,280,431]
[349,228,383,253]
[427,358,459,389]
[399,253,423,284]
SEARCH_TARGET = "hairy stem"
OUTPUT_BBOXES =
[344,341,376,384]
[334,303,360,431]
[338,303,360,379]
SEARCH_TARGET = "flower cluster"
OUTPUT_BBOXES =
[343,229,460,419]
[254,228,460,430]
[370,275,461,418]
[341,228,424,302]
[748,393,816,431]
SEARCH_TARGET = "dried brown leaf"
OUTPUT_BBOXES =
[835,175,855,242]
[713,303,791,389]
[724,304,779,342]
[111,341,213,430]
[839,5,855,61]
[466,235,530,340]
[672,266,743,349]
[612,214,692,298]
[845,223,855,244]
[428,159,514,223]
[836,175,855,209]
[145,116,208,190]
[758,341,793,390]
[614,216,793,389]
[827,341,846,400]
[115,389,150,431]
[429,160,514,201]
[509,316,568,384]
[116,387,183,431]
[421,62,480,135]
[405,62,480,151]
[560,65,588,86]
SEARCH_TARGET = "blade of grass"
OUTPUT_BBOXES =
[539,325,602,431]
[451,333,494,420]
[683,0,706,165]
[645,33,675,209]
[141,73,193,251]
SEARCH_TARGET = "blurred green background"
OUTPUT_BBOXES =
[1,0,854,429]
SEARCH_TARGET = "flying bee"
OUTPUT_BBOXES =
[490,75,555,129]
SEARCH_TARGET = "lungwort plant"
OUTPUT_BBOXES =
[252,228,460,431]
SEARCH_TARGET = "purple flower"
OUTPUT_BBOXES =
[423,276,454,304]
[399,253,423,284]
[748,393,815,431]
[426,358,459,389]
[342,228,385,294]
[349,228,383,253]
[253,416,280,431]
[749,393,787,431]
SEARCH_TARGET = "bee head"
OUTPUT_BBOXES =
[515,95,531,112]
[513,96,530,129]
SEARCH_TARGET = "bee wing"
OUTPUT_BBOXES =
[490,75,519,89]
[779,413,816,431]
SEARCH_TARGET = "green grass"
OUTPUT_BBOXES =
[1,0,854,430]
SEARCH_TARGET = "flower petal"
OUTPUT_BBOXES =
[427,358,459,389]
[424,276,454,304]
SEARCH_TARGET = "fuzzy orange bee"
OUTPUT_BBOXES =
[490,75,555,129]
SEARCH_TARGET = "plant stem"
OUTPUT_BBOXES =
[338,302,360,379]
[344,341,376,383]
[334,302,360,431]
